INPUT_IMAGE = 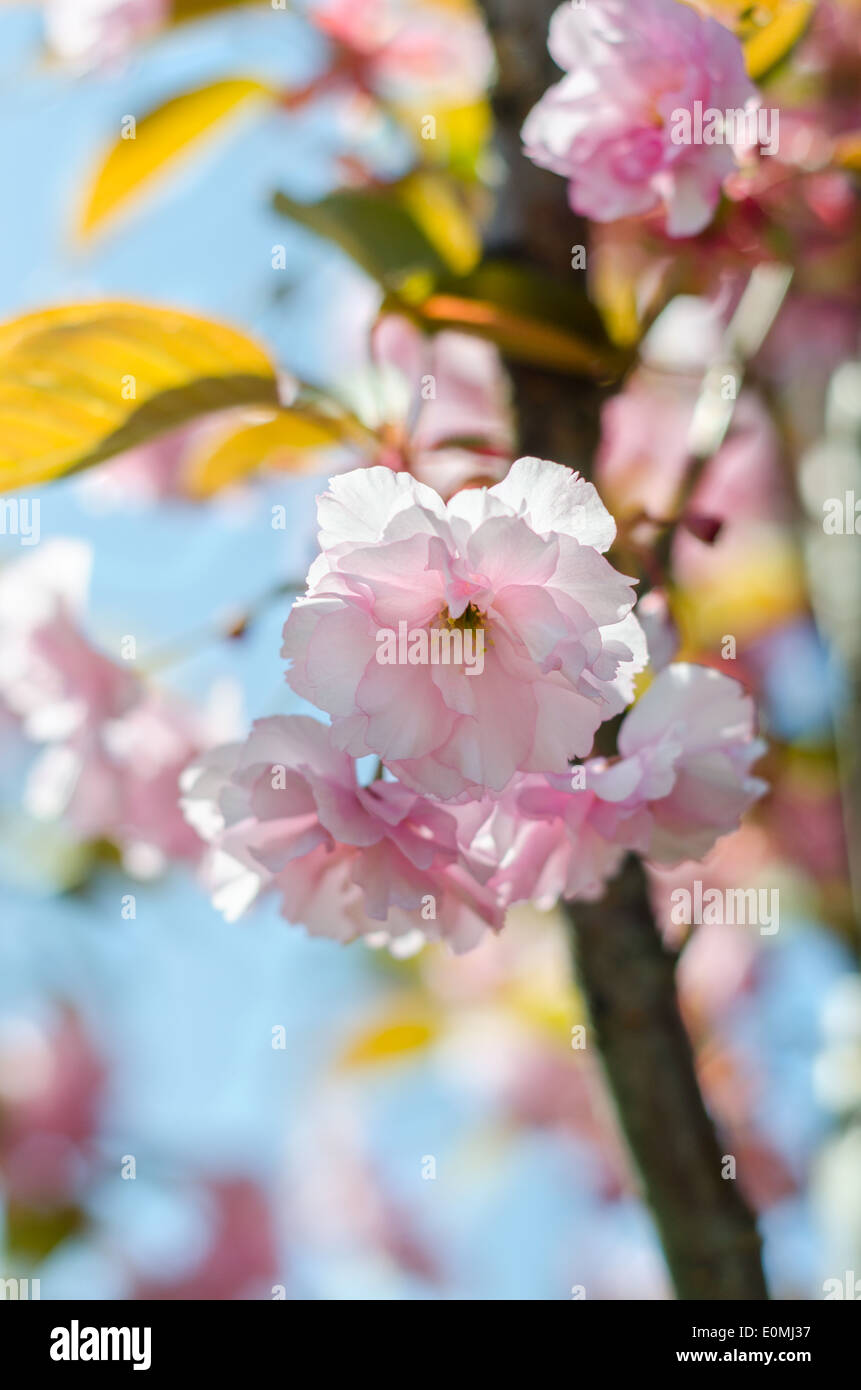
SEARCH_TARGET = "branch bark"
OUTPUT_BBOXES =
[479,0,769,1299]
[566,858,768,1299]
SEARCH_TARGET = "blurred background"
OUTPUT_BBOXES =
[0,0,859,1300]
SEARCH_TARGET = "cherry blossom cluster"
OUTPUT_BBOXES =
[521,0,760,236]
[182,458,767,951]
[0,541,214,873]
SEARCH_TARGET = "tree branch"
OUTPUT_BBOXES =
[479,0,769,1299]
[566,858,768,1299]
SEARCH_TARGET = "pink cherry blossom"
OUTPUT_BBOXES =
[0,1008,104,1207]
[0,541,137,740]
[352,314,515,499]
[586,663,767,864]
[0,541,219,867]
[314,0,494,104]
[463,771,629,908]
[132,1179,278,1301]
[636,590,680,674]
[595,368,783,530]
[521,0,759,236]
[85,420,203,505]
[180,714,503,952]
[464,663,766,909]
[281,459,647,801]
[44,0,167,69]
[28,692,208,867]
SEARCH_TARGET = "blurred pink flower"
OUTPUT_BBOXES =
[595,367,785,535]
[756,294,861,448]
[181,714,502,952]
[44,0,167,69]
[28,693,208,866]
[132,1179,278,1301]
[0,1008,104,1208]
[313,0,494,103]
[522,0,758,236]
[648,820,778,946]
[0,541,137,740]
[0,541,218,867]
[506,1048,632,1200]
[86,421,202,505]
[351,314,515,500]
[636,590,680,674]
[290,1105,442,1282]
[84,401,298,506]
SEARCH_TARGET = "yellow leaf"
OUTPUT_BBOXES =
[339,1015,438,1069]
[184,408,343,497]
[417,293,624,378]
[394,98,493,176]
[171,0,259,21]
[395,172,482,276]
[674,533,807,648]
[589,246,643,349]
[431,99,492,172]
[0,301,279,491]
[832,130,861,172]
[78,79,274,238]
[743,2,814,81]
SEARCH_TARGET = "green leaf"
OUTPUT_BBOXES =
[407,261,624,379]
[273,186,453,289]
[4,1203,85,1262]
[170,0,263,20]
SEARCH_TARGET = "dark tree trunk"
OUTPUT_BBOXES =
[567,859,768,1299]
[479,0,769,1300]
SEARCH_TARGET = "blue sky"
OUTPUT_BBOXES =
[0,2,852,1301]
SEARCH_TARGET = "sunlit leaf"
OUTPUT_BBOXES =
[5,1203,85,1262]
[832,130,861,172]
[273,186,453,288]
[0,302,279,492]
[742,1,814,81]
[673,536,807,647]
[590,256,643,350]
[408,262,624,378]
[394,171,482,276]
[170,0,260,20]
[78,79,275,238]
[184,407,344,497]
[0,813,96,896]
[417,293,621,376]
[338,1014,438,1068]
[395,97,493,178]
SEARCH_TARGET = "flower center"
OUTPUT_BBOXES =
[441,601,486,633]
